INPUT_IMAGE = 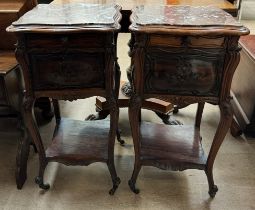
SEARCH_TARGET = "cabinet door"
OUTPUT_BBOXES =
[30,52,105,90]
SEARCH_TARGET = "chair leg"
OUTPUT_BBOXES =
[35,162,50,190]
[52,99,61,123]
[230,118,242,137]
[116,128,125,145]
[195,102,205,129]
[155,111,182,125]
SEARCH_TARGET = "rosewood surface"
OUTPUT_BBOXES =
[128,5,249,197]
[8,3,122,194]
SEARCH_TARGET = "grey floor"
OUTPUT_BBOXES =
[0,4,255,210]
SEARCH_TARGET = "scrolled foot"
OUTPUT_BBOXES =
[35,176,50,190]
[85,110,109,121]
[116,129,125,146]
[155,112,182,125]
[109,177,121,195]
[85,114,100,121]
[117,138,125,146]
[208,185,218,198]
[128,179,140,194]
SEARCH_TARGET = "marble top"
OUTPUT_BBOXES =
[12,3,118,26]
[132,5,241,27]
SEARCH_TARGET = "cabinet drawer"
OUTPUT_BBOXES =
[149,35,225,48]
[30,52,105,90]
[26,33,106,49]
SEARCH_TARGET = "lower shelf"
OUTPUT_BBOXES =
[46,118,110,165]
[140,122,207,171]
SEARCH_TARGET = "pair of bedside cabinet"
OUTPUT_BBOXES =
[7,2,249,197]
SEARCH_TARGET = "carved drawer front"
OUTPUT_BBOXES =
[143,51,224,96]
[30,52,105,90]
[26,34,106,49]
[148,35,225,48]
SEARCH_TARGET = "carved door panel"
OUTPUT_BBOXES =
[29,52,105,90]
[143,50,225,96]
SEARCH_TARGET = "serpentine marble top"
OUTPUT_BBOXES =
[132,5,241,27]
[12,3,117,26]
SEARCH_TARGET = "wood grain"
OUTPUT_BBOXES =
[46,118,109,165]
[140,122,206,170]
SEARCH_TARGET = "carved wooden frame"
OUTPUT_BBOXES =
[14,25,121,193]
[128,27,248,197]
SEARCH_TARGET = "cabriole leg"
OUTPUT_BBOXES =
[23,96,50,190]
[128,163,141,194]
[205,100,233,197]
[128,95,142,194]
[107,162,121,195]
[107,94,120,195]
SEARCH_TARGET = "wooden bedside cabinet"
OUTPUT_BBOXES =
[8,3,122,194]
[127,5,249,197]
